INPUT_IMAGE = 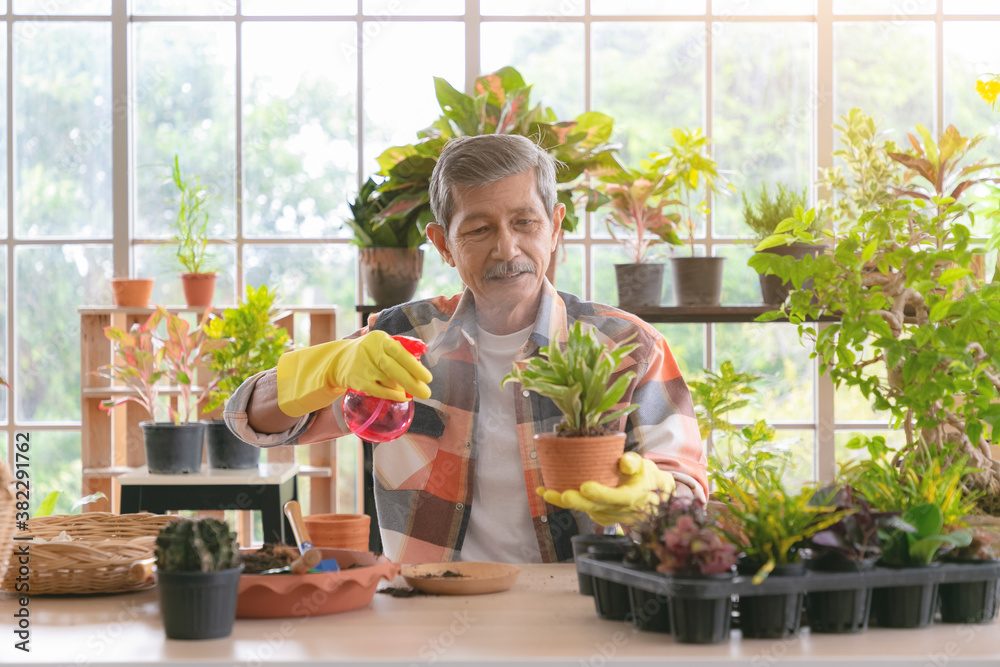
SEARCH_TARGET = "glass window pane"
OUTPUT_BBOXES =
[592,21,704,166]
[714,0,814,14]
[15,22,112,238]
[653,323,705,377]
[713,22,814,237]
[29,432,81,516]
[0,248,6,424]
[592,1,704,15]
[944,23,1000,165]
[243,0,354,15]
[714,323,815,423]
[133,23,236,239]
[15,245,111,423]
[714,244,760,305]
[834,0,934,13]
[553,242,585,300]
[15,0,109,13]
[362,22,463,175]
[834,22,934,147]
[133,243,237,307]
[481,0,582,16]
[243,244,357,341]
[591,243,632,306]
[414,246,465,304]
[132,0,235,15]
[364,0,462,14]
[481,22,584,121]
[944,0,1000,11]
[0,29,6,240]
[835,429,906,468]
[242,22,357,239]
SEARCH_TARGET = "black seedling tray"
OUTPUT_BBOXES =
[577,555,1000,599]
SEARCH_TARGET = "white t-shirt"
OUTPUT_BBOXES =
[459,324,542,564]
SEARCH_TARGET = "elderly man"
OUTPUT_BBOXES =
[225,134,706,565]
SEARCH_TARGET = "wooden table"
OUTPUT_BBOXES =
[2,563,999,666]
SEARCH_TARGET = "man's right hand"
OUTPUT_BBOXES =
[276,331,433,417]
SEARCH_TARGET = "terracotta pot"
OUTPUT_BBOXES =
[533,432,626,493]
[359,247,423,307]
[180,272,217,307]
[303,513,371,552]
[110,278,155,308]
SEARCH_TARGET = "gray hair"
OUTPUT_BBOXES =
[429,134,559,235]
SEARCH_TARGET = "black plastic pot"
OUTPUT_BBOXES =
[871,565,939,629]
[157,567,242,639]
[737,561,805,639]
[938,575,1000,624]
[628,585,671,633]
[141,421,206,474]
[570,534,631,596]
[203,420,260,470]
[588,544,632,621]
[669,573,734,645]
[806,557,875,634]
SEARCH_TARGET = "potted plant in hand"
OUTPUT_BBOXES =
[202,284,291,468]
[99,307,228,474]
[502,321,638,493]
[581,155,681,308]
[742,183,822,306]
[155,517,242,640]
[346,177,427,308]
[170,155,217,307]
[661,127,733,306]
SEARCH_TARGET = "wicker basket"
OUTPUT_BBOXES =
[0,512,179,596]
[0,462,14,591]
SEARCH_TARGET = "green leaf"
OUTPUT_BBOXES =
[938,267,971,286]
[34,491,60,518]
[70,492,107,513]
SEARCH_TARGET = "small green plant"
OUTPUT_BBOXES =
[742,183,812,241]
[502,322,638,437]
[581,156,681,263]
[345,177,425,249]
[155,517,240,572]
[170,155,214,274]
[204,285,291,413]
[98,311,165,422]
[879,503,971,567]
[33,491,106,518]
[630,495,737,576]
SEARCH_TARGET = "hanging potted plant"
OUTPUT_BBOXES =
[99,306,228,474]
[501,321,638,493]
[581,155,682,308]
[155,517,242,640]
[202,284,291,468]
[662,127,733,306]
[742,183,822,306]
[169,155,217,308]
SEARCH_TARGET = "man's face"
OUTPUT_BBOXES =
[429,170,564,322]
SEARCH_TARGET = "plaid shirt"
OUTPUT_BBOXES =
[226,280,706,564]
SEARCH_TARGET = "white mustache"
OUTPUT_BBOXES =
[483,261,536,281]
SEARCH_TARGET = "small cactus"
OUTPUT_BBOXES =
[155,517,241,572]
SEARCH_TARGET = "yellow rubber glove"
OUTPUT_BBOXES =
[276,331,433,418]
[537,452,676,526]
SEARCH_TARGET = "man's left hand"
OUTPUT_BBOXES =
[537,452,676,526]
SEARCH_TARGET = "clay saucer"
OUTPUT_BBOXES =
[401,562,521,595]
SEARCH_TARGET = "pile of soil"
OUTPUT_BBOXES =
[241,543,300,574]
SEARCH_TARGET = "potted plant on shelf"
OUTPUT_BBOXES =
[109,275,156,308]
[373,66,619,284]
[155,517,242,640]
[170,155,217,308]
[99,306,228,474]
[202,284,291,468]
[502,321,638,493]
[742,183,822,306]
[661,127,733,306]
[754,121,1000,512]
[581,155,681,308]
[346,177,426,308]
[939,523,1000,624]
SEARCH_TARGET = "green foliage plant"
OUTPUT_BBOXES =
[373,66,619,236]
[33,491,106,518]
[636,495,738,576]
[155,517,240,572]
[99,307,229,425]
[580,155,682,263]
[660,127,733,257]
[754,122,1000,511]
[204,284,291,413]
[501,321,638,437]
[345,177,424,249]
[879,503,971,567]
[742,182,812,241]
[170,155,215,274]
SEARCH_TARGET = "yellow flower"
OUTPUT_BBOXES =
[977,75,1000,110]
